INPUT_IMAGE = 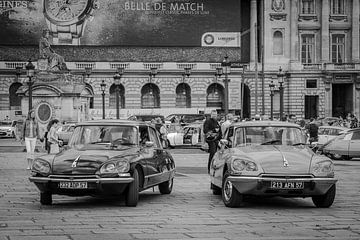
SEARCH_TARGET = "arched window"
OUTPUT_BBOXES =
[9,82,22,110]
[109,84,125,109]
[85,83,94,109]
[141,83,160,108]
[176,83,191,108]
[206,83,224,108]
[273,31,284,55]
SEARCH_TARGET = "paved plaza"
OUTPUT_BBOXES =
[0,139,360,239]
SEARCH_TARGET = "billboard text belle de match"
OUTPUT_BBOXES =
[124,1,204,11]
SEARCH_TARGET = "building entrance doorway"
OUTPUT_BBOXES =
[332,83,353,118]
[305,95,319,119]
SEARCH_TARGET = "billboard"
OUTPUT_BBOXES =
[0,0,245,46]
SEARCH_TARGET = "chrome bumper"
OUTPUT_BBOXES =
[29,176,134,184]
[227,176,337,196]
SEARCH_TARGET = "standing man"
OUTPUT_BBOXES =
[203,110,221,174]
[221,113,233,136]
[307,118,319,144]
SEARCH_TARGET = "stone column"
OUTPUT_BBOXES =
[290,0,299,63]
[250,0,257,63]
[323,74,333,117]
[321,0,330,62]
[355,75,360,118]
[352,0,360,62]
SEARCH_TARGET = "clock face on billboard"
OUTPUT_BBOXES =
[44,0,89,22]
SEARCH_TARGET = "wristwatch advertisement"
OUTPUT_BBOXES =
[43,0,98,45]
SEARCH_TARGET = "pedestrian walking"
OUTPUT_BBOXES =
[221,113,233,136]
[203,110,221,174]
[21,110,40,169]
[47,119,62,154]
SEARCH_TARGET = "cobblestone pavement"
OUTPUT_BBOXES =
[0,151,360,240]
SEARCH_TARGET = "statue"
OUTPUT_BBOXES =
[39,29,68,71]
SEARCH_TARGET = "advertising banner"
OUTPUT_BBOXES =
[0,0,243,46]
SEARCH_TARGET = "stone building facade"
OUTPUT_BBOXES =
[0,0,359,121]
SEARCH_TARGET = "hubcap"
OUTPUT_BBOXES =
[224,179,233,201]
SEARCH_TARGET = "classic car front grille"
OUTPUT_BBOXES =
[48,175,98,179]
[260,174,313,179]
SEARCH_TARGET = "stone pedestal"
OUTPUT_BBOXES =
[17,72,91,137]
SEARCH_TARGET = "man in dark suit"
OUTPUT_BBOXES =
[203,110,221,174]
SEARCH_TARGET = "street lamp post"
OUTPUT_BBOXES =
[25,60,35,112]
[100,80,106,119]
[113,68,124,119]
[182,67,191,96]
[269,80,275,120]
[221,56,231,115]
[277,67,285,121]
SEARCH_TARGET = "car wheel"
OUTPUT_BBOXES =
[222,172,243,207]
[312,185,336,208]
[40,192,52,205]
[125,168,139,207]
[331,153,343,160]
[211,183,221,195]
[158,177,173,194]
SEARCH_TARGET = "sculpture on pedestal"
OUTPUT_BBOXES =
[39,29,68,71]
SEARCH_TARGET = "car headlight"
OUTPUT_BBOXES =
[32,159,51,174]
[100,160,130,174]
[232,158,258,172]
[312,160,334,174]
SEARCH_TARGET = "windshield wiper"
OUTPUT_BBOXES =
[261,139,281,145]
[292,142,307,146]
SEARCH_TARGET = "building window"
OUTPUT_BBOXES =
[9,83,22,110]
[301,34,315,63]
[141,83,160,109]
[331,34,345,63]
[330,0,344,15]
[109,84,125,109]
[206,83,224,108]
[306,79,317,88]
[176,83,191,108]
[273,31,283,55]
[301,0,315,14]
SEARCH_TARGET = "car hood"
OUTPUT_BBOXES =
[51,148,140,175]
[232,145,314,174]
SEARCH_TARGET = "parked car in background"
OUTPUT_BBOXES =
[29,120,176,206]
[210,121,337,208]
[57,123,76,145]
[317,126,349,145]
[166,122,207,149]
[0,120,16,138]
[321,128,360,160]
[128,115,165,123]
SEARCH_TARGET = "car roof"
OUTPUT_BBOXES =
[230,120,301,128]
[319,126,349,130]
[76,119,152,127]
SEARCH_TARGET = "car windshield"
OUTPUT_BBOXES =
[233,126,306,146]
[68,125,138,150]
[0,121,11,126]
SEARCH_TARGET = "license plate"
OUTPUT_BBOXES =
[59,182,88,189]
[270,181,304,189]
